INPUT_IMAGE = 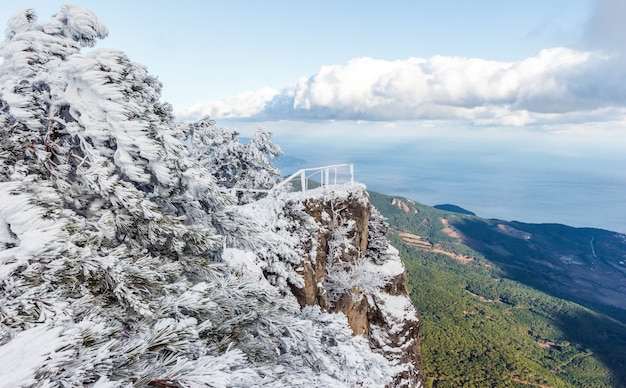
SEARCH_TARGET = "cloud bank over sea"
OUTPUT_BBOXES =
[177,0,626,131]
[178,48,626,128]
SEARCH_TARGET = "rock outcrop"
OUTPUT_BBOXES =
[286,183,423,387]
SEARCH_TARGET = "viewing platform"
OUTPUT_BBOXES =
[228,163,355,197]
[277,163,354,193]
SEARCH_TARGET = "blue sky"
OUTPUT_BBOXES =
[1,2,625,230]
[0,2,596,101]
[2,1,626,134]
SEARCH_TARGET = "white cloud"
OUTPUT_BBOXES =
[177,47,626,128]
[175,87,279,119]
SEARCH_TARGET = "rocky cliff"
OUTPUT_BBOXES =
[277,183,423,387]
[0,6,418,386]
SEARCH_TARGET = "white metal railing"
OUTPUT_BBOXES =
[229,163,354,197]
[276,163,354,193]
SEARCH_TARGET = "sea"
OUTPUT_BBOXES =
[230,120,626,233]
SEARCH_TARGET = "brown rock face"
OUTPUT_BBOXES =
[287,185,423,387]
[289,191,369,308]
[368,271,423,387]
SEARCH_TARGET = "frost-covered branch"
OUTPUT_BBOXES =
[0,6,394,387]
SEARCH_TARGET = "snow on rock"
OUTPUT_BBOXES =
[248,182,423,386]
[0,5,422,387]
[367,255,422,387]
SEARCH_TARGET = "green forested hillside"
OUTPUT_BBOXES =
[369,191,626,387]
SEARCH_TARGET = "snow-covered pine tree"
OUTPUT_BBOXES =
[0,6,392,387]
[189,117,282,205]
[365,207,394,265]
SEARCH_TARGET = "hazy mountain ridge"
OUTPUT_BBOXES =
[4,4,626,387]
[369,191,626,387]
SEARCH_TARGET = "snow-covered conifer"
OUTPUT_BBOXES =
[366,207,394,264]
[189,117,282,205]
[0,6,394,387]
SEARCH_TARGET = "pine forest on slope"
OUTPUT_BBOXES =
[369,191,626,387]
[4,4,626,388]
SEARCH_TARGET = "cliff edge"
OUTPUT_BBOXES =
[250,183,423,387]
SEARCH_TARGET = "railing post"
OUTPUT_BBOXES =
[324,168,329,188]
[274,164,354,195]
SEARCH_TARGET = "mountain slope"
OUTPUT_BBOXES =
[0,7,420,387]
[369,191,626,387]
